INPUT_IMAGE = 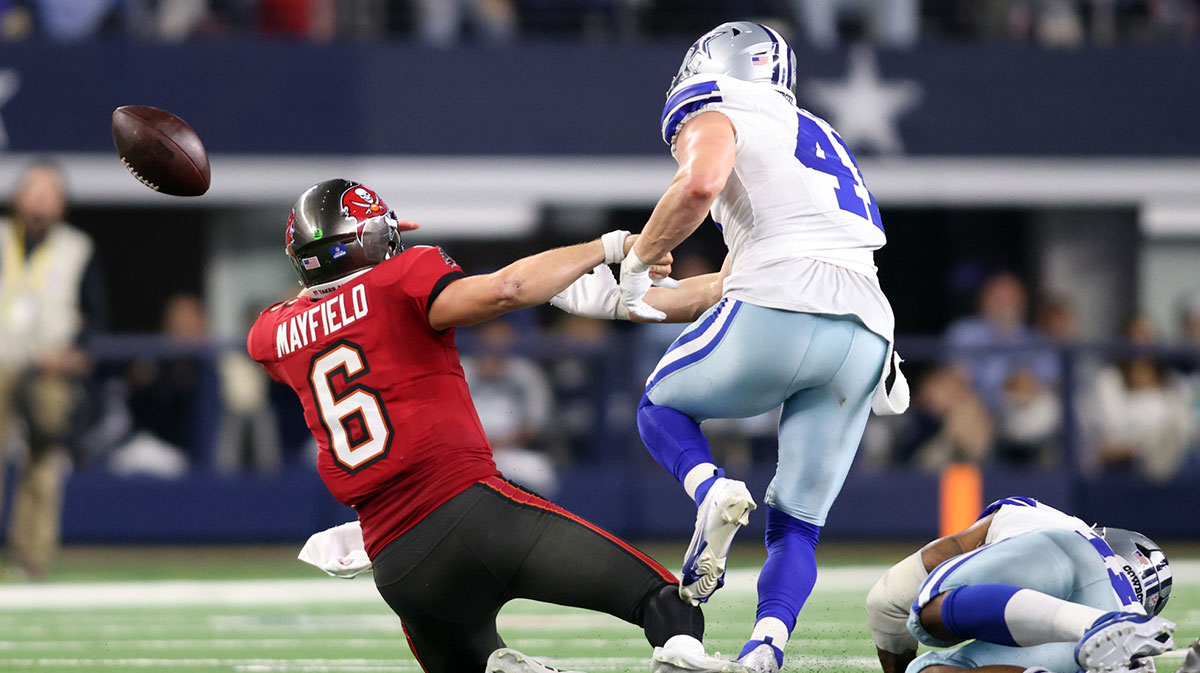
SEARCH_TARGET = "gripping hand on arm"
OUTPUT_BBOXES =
[552,231,676,321]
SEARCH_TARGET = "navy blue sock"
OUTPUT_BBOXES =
[755,507,821,632]
[738,636,784,667]
[691,469,724,506]
[637,394,716,498]
[940,584,1022,647]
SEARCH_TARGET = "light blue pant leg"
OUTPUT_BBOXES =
[646,302,887,643]
[907,641,1080,673]
[645,301,814,420]
[646,303,887,524]
[906,530,1126,673]
[767,318,887,525]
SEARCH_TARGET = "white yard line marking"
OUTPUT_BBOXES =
[1,561,1195,614]
[0,639,395,650]
[0,578,384,610]
[235,662,422,667]
[0,566,886,611]
[0,659,414,669]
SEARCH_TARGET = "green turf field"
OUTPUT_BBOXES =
[0,546,1195,673]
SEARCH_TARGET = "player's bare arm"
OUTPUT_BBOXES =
[633,112,736,263]
[868,514,996,673]
[619,111,735,321]
[428,240,607,330]
[920,513,993,570]
[428,234,669,330]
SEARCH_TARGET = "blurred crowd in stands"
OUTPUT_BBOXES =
[860,273,1200,483]
[51,250,1200,493]
[0,0,1196,47]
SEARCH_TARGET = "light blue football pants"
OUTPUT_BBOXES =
[643,299,887,525]
[906,529,1126,673]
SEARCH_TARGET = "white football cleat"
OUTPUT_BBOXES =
[487,648,585,673]
[679,478,755,605]
[652,635,750,673]
[1075,611,1176,672]
[736,638,783,673]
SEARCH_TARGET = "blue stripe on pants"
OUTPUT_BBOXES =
[644,304,886,525]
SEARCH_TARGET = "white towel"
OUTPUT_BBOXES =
[872,349,910,416]
[298,521,373,579]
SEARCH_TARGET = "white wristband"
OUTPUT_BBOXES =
[624,248,651,274]
[601,230,631,265]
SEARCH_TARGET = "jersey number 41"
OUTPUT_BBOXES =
[794,111,884,232]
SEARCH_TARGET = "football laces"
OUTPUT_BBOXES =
[120,156,160,192]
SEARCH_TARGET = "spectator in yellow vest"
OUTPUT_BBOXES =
[0,161,106,579]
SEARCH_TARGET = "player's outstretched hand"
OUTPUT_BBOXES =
[550,264,624,320]
[620,249,674,321]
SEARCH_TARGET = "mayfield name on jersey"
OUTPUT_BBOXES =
[274,283,369,358]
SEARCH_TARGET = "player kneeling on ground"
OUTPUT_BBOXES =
[866,497,1175,673]
[248,179,744,673]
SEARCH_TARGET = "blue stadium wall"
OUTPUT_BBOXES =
[0,41,1198,156]
[37,465,1200,544]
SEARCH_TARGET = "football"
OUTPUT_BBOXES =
[112,105,211,196]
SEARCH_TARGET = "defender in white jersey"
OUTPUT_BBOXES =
[867,497,1175,673]
[552,21,908,673]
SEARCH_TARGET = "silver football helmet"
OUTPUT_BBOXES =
[1098,526,1172,615]
[670,21,796,92]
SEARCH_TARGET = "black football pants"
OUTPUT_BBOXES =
[372,476,704,673]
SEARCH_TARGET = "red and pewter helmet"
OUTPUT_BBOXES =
[285,179,403,290]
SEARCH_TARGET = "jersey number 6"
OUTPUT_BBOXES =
[308,340,393,473]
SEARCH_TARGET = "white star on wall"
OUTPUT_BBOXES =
[803,47,921,156]
[0,69,20,150]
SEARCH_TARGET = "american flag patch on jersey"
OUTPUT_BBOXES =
[752,54,770,65]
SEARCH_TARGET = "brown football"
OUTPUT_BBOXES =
[112,105,210,197]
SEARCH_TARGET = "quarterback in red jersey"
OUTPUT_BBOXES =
[247,179,745,673]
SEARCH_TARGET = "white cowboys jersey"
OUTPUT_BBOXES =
[661,73,895,345]
[976,497,1145,613]
[980,496,1094,544]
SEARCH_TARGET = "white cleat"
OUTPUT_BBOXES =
[1075,611,1176,672]
[487,648,586,673]
[736,639,782,673]
[651,635,751,673]
[679,478,755,605]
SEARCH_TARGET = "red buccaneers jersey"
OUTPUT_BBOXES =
[247,246,499,557]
